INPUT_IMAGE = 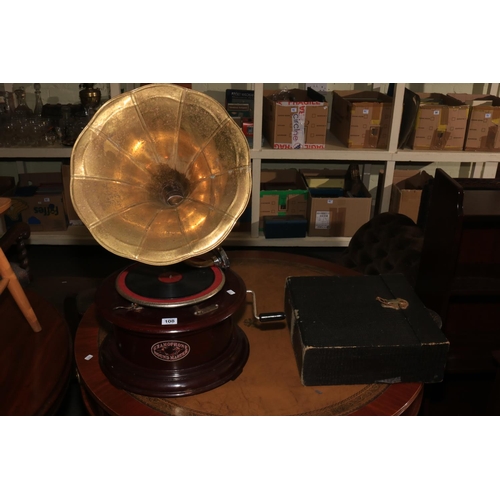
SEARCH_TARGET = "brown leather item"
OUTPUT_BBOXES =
[75,251,423,416]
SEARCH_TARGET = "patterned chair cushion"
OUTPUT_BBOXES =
[339,212,424,287]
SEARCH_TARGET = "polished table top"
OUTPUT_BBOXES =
[75,251,423,416]
[0,289,72,415]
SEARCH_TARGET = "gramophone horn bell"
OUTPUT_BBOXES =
[70,84,251,266]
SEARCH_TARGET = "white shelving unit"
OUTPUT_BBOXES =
[247,83,499,242]
[1,83,499,247]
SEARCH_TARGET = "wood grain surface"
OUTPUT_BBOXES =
[0,289,72,415]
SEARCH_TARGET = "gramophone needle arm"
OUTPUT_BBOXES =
[113,303,144,311]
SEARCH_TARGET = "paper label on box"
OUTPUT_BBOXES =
[291,105,306,149]
[433,110,440,115]
[485,113,492,118]
[273,143,326,149]
[315,210,330,229]
[279,101,323,106]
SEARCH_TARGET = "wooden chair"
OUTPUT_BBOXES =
[0,197,41,332]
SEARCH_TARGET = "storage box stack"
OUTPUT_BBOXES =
[448,93,500,151]
[262,89,328,149]
[301,166,371,237]
[4,172,68,232]
[404,91,469,150]
[330,90,393,149]
[260,169,308,237]
[389,169,433,224]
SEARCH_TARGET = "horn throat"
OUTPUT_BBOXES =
[148,166,190,208]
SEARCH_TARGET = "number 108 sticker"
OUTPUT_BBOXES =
[161,317,178,325]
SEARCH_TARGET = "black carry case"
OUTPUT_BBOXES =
[285,274,449,386]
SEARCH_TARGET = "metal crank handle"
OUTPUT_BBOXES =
[246,290,286,323]
[258,311,287,322]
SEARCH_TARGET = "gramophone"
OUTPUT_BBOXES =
[70,84,277,398]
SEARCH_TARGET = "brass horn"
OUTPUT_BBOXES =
[70,84,251,265]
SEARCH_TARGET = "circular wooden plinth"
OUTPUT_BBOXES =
[75,251,423,416]
[99,323,249,397]
[95,267,249,397]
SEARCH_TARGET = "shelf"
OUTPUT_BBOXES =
[392,149,500,163]
[250,133,500,164]
[0,147,72,159]
[225,233,351,247]
[27,225,351,247]
[28,225,96,245]
[252,132,390,161]
[2,145,499,164]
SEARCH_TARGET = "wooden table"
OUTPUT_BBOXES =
[75,251,423,416]
[0,289,73,415]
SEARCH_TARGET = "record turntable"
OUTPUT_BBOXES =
[70,84,279,397]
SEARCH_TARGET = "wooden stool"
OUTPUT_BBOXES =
[0,198,41,332]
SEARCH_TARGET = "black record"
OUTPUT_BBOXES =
[115,262,226,308]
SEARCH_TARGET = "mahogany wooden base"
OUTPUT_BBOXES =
[95,266,249,397]
[99,324,249,397]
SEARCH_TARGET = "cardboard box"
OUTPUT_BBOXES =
[389,169,433,223]
[4,172,68,232]
[259,169,308,230]
[448,93,500,151]
[263,215,307,239]
[405,91,469,150]
[262,89,328,149]
[330,90,393,149]
[61,163,83,226]
[285,274,449,386]
[301,168,371,237]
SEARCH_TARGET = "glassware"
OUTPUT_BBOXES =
[14,87,33,116]
[33,83,43,116]
[1,91,12,115]
[79,84,101,117]
[0,94,13,147]
[10,87,33,146]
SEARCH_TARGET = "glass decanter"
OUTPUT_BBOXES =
[33,83,43,116]
[14,87,33,116]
